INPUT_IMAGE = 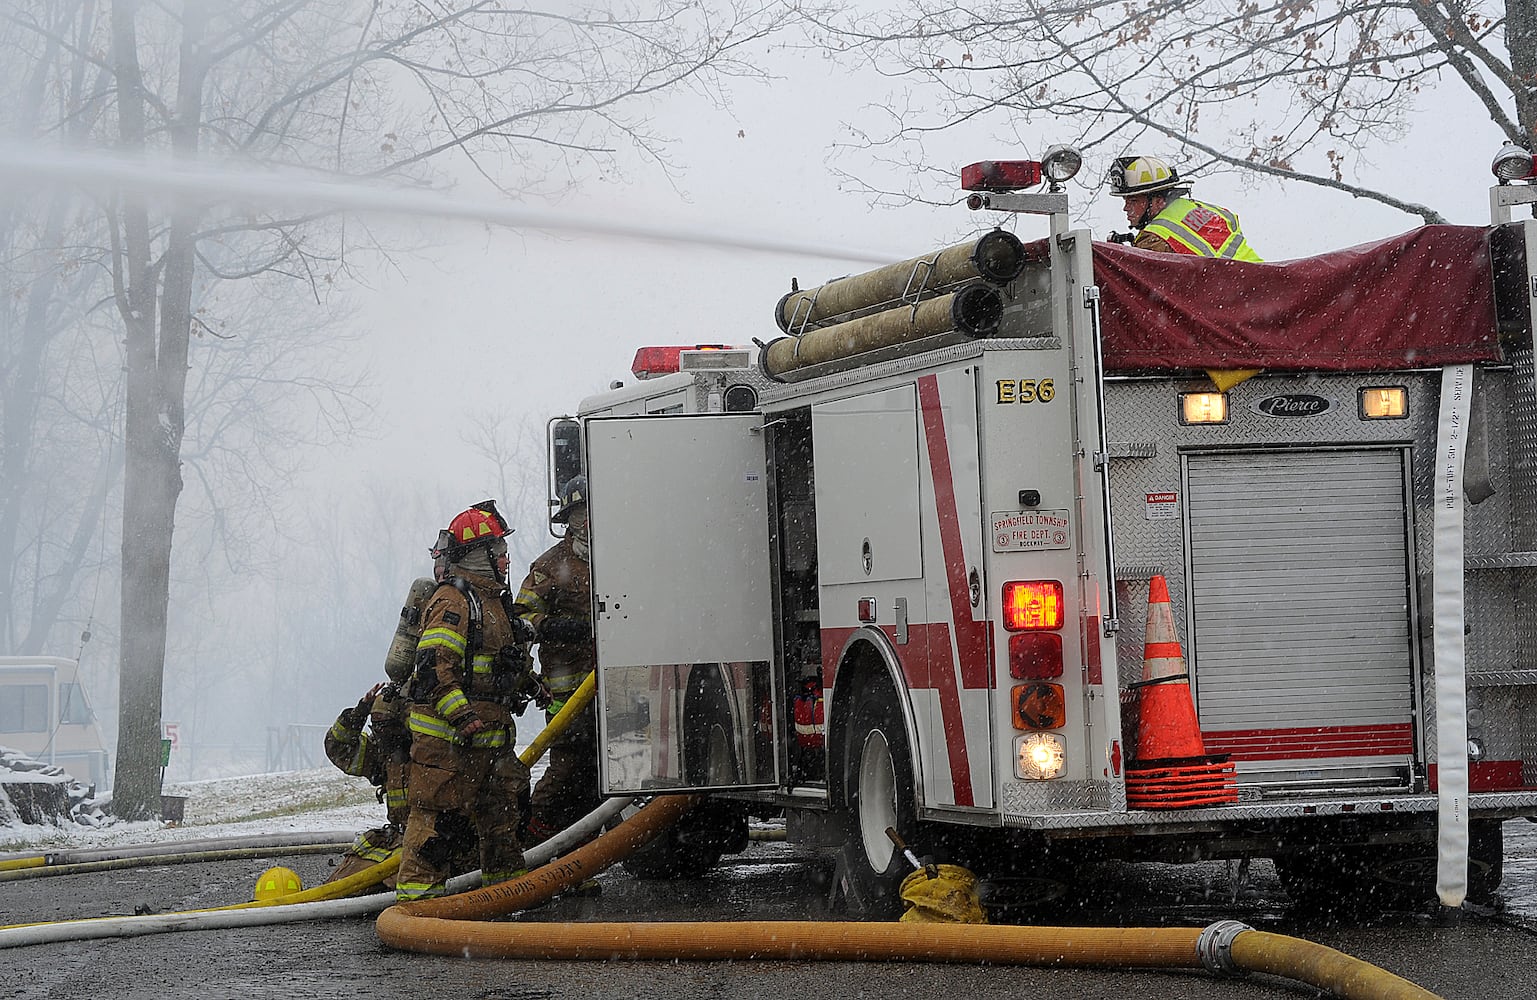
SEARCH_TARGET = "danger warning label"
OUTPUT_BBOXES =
[1145,491,1179,520]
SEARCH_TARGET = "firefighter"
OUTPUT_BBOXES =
[322,682,408,884]
[396,500,538,901]
[323,681,480,887]
[513,474,604,846]
[1107,154,1263,260]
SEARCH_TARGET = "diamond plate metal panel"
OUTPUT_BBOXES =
[998,780,1116,816]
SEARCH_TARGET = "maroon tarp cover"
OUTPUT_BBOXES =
[1092,225,1500,372]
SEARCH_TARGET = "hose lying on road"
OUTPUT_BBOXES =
[0,831,357,875]
[377,797,1440,1000]
[0,794,632,946]
[0,842,351,883]
[382,917,1440,1000]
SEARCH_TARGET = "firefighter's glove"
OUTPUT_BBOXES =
[1108,230,1136,245]
[344,682,385,729]
[510,617,538,646]
[531,675,554,710]
[452,713,487,745]
[539,616,593,643]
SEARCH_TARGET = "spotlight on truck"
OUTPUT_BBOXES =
[1041,145,1083,190]
[1491,143,1535,183]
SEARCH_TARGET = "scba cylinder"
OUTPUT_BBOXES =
[383,577,438,684]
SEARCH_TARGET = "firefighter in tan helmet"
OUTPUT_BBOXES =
[512,474,604,845]
[1108,154,1263,261]
[395,500,539,901]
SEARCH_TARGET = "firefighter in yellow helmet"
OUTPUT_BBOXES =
[512,474,603,846]
[395,500,539,901]
[1107,155,1263,261]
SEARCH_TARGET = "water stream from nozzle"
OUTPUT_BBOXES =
[0,144,897,265]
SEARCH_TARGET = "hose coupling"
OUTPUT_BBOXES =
[1196,919,1252,977]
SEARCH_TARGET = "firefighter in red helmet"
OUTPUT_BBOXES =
[512,475,604,845]
[395,500,539,901]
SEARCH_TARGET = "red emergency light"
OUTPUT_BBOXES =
[961,160,1043,192]
[631,344,733,379]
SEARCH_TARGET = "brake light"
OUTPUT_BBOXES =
[1008,632,1063,679]
[1002,580,1064,631]
[960,160,1043,192]
[631,344,734,379]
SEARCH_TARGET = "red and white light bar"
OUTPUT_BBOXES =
[631,344,736,379]
[961,146,1083,193]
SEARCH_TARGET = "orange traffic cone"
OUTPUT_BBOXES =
[1124,575,1237,809]
[1133,574,1206,761]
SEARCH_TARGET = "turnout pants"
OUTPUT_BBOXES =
[396,735,530,900]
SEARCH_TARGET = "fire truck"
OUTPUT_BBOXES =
[552,144,1537,914]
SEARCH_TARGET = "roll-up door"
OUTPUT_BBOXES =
[1185,449,1417,790]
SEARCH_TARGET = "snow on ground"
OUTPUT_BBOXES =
[0,753,550,855]
[0,767,381,854]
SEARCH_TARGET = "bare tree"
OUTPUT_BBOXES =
[0,2,119,657]
[6,0,788,816]
[800,0,1537,223]
[459,409,555,568]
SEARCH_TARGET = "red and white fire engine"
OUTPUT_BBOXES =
[549,143,1537,914]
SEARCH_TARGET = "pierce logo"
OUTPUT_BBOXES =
[1253,393,1333,417]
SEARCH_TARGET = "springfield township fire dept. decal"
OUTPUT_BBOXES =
[1252,393,1334,417]
[991,509,1070,551]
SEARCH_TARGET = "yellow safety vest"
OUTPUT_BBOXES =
[1143,197,1262,261]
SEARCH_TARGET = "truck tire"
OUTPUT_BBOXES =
[1276,819,1505,911]
[621,667,748,880]
[837,670,917,918]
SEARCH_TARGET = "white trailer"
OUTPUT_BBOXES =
[558,149,1537,914]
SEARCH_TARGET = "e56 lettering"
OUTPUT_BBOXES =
[996,378,1056,405]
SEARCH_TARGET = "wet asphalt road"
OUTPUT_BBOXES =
[4,822,1537,1000]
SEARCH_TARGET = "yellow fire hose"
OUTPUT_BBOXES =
[518,671,596,768]
[377,796,1440,1000]
[0,843,347,884]
[0,856,44,872]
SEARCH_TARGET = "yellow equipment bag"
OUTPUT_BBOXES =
[898,864,988,924]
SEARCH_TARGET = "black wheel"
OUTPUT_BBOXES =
[1276,819,1505,911]
[838,669,918,917]
[1469,818,1505,901]
[621,666,748,880]
[1370,819,1505,903]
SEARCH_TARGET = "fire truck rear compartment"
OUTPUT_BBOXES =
[1107,375,1431,798]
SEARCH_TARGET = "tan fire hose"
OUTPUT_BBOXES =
[376,797,1439,1000]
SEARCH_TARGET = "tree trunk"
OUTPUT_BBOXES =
[1510,0,1537,148]
[109,0,208,819]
